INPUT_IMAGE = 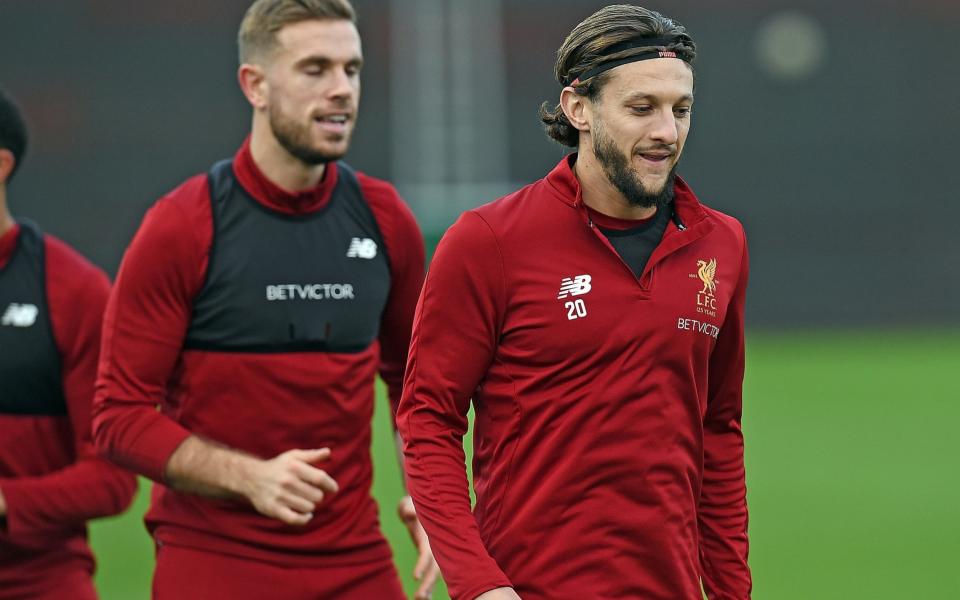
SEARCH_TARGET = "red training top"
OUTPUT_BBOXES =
[92,139,425,566]
[0,224,137,597]
[398,156,751,600]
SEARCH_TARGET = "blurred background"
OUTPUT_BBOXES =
[2,0,958,598]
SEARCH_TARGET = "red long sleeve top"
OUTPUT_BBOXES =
[398,156,751,600]
[92,139,425,565]
[0,224,137,596]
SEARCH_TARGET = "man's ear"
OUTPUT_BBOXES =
[0,149,16,185]
[238,63,269,110]
[559,87,591,134]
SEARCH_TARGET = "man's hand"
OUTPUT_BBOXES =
[0,487,6,516]
[475,588,521,600]
[398,495,441,599]
[240,448,339,526]
[165,437,340,527]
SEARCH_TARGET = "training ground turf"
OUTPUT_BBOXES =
[90,329,960,599]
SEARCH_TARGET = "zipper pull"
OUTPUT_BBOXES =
[671,210,686,231]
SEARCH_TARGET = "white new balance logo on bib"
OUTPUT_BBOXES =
[557,275,592,299]
[347,238,377,259]
[1,303,39,327]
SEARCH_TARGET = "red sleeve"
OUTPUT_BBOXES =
[699,224,752,599]
[0,238,136,536]
[92,176,210,482]
[397,211,513,600]
[359,174,426,417]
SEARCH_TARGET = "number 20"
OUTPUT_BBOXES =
[565,299,587,320]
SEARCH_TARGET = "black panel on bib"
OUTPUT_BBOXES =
[0,221,67,416]
[183,160,391,353]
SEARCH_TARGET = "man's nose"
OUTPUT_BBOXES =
[649,109,680,145]
[327,68,355,100]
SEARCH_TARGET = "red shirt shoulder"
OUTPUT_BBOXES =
[145,173,214,261]
[700,202,746,238]
[354,171,403,204]
[466,177,572,244]
[43,234,110,358]
[44,234,109,288]
[355,172,423,265]
[698,203,748,275]
[353,171,425,413]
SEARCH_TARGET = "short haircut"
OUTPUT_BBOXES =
[539,5,697,148]
[238,0,357,64]
[0,88,28,181]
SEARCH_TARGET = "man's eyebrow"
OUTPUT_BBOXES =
[293,55,364,69]
[622,91,694,103]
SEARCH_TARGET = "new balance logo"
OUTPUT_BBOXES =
[557,274,592,299]
[347,238,378,259]
[1,303,39,327]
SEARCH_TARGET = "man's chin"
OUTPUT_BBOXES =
[618,170,676,209]
[636,175,669,197]
[314,139,350,160]
[296,142,350,166]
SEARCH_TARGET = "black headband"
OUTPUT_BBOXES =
[566,35,689,86]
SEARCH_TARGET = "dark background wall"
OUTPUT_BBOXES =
[2,0,958,327]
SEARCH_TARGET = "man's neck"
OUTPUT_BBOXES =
[0,191,14,235]
[249,117,326,192]
[573,148,657,221]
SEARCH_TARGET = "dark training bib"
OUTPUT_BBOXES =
[0,221,67,416]
[183,160,391,353]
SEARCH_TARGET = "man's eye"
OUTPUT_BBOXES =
[631,106,652,114]
[675,107,692,117]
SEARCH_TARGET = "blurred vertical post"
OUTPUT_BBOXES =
[388,0,510,232]
[390,0,448,190]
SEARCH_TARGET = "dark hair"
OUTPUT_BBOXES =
[0,88,28,181]
[539,4,697,147]
[238,0,357,64]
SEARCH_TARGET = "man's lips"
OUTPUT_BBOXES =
[313,113,352,134]
[636,151,674,164]
[314,113,351,123]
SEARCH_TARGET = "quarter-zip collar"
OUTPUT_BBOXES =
[544,153,710,227]
[0,222,21,271]
[544,153,716,287]
[232,136,339,216]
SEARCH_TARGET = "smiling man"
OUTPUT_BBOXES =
[398,5,751,600]
[92,1,435,598]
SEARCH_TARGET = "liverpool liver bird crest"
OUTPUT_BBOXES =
[697,258,718,296]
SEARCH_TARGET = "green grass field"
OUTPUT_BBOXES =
[90,329,960,599]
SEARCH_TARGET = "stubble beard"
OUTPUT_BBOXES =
[269,103,349,166]
[592,122,676,210]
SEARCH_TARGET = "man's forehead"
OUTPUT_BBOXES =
[275,19,362,59]
[605,58,694,98]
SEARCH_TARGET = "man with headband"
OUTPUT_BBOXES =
[398,5,751,600]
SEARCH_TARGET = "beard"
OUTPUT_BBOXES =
[592,122,677,209]
[269,103,349,166]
